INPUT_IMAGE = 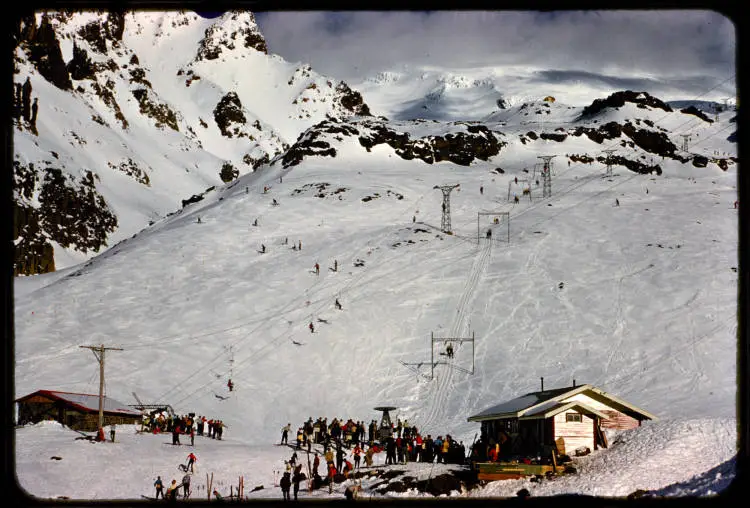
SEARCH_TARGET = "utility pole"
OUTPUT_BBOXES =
[537,155,556,198]
[434,184,460,234]
[79,344,123,436]
[602,149,617,177]
[680,134,690,152]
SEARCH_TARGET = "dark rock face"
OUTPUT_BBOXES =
[131,88,179,131]
[335,82,371,116]
[526,131,538,140]
[680,105,713,123]
[22,14,72,90]
[220,162,238,182]
[66,42,96,81]
[196,11,268,61]
[107,159,150,186]
[358,121,503,166]
[571,122,622,144]
[92,81,128,129]
[14,162,118,275]
[38,169,118,252]
[579,90,672,119]
[281,128,337,168]
[77,21,108,53]
[213,92,246,137]
[620,122,678,158]
[600,154,662,175]
[692,155,709,168]
[540,132,568,142]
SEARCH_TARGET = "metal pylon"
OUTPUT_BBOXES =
[434,184,460,234]
[603,149,616,177]
[537,156,555,198]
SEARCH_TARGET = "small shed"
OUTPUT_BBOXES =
[15,390,142,431]
[467,383,656,460]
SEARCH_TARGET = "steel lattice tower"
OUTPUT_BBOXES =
[603,149,617,177]
[434,184,460,234]
[537,156,555,198]
[680,134,691,152]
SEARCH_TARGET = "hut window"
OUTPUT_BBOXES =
[566,413,582,422]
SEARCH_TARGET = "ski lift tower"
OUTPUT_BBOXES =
[374,406,397,441]
[537,155,556,198]
[434,184,460,234]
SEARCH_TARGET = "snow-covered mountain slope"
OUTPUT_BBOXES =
[351,66,715,122]
[12,10,371,274]
[15,82,738,455]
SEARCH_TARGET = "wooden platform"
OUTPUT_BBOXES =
[475,461,555,480]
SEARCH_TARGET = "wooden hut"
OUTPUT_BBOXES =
[467,382,655,479]
[15,390,142,431]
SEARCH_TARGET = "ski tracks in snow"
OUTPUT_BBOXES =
[420,237,492,430]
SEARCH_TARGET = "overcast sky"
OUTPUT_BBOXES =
[254,10,736,99]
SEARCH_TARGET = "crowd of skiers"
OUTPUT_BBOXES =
[282,417,380,451]
[141,413,225,444]
[283,416,467,464]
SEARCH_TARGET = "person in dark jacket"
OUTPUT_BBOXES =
[292,464,303,500]
[154,476,164,499]
[336,445,345,473]
[280,471,291,500]
[181,473,191,498]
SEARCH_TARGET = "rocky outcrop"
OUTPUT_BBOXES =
[213,92,246,137]
[19,13,72,90]
[66,41,96,81]
[680,105,713,123]
[196,11,267,61]
[131,88,179,131]
[91,80,128,129]
[358,121,503,166]
[220,162,238,182]
[599,155,661,175]
[280,123,340,168]
[14,162,118,275]
[570,121,622,143]
[107,158,150,186]
[620,122,679,158]
[540,132,568,142]
[578,91,672,120]
[334,82,371,116]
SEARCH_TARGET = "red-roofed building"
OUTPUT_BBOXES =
[15,390,142,431]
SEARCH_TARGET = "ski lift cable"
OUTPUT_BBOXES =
[157,89,728,403]
[166,190,449,402]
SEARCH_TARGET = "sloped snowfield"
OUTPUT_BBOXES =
[14,79,738,501]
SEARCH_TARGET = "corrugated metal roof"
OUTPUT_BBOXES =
[468,385,578,421]
[16,390,142,417]
[468,383,656,422]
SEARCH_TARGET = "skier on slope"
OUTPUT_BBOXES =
[154,476,164,499]
[309,322,315,333]
[314,263,320,275]
[186,452,197,472]
[281,423,291,445]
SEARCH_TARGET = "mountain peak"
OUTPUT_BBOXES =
[195,10,267,61]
